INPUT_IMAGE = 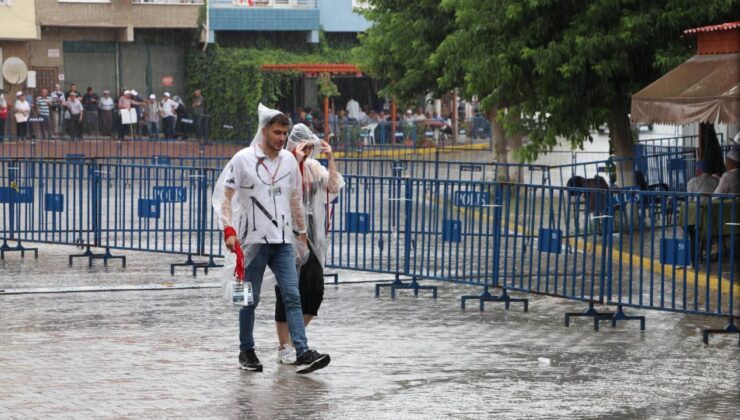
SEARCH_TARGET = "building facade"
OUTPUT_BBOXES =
[0,0,39,93]
[207,0,370,44]
[25,0,201,96]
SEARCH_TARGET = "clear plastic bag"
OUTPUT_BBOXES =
[221,252,237,304]
[231,281,254,306]
[221,252,254,306]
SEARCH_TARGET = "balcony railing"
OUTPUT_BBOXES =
[231,0,317,8]
[133,0,204,4]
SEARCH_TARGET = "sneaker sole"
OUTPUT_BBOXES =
[239,363,263,372]
[295,354,330,374]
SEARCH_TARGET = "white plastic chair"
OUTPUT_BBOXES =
[360,123,377,145]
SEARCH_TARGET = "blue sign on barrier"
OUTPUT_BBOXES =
[538,228,562,254]
[153,186,187,203]
[454,191,490,207]
[0,187,10,203]
[460,164,483,173]
[442,219,461,243]
[138,199,161,219]
[317,158,328,167]
[152,155,171,166]
[0,187,33,203]
[660,238,692,266]
[346,212,370,233]
[45,193,64,212]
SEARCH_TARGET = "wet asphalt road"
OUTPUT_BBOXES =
[0,244,738,419]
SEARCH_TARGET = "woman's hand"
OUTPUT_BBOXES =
[321,140,333,157]
[294,142,307,162]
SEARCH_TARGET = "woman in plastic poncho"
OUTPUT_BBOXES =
[274,123,344,364]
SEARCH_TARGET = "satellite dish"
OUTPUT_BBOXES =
[2,57,28,85]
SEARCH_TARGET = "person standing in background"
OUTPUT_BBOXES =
[345,97,361,121]
[160,92,178,140]
[50,84,65,137]
[98,90,114,137]
[192,89,206,138]
[82,87,99,136]
[145,94,161,140]
[65,92,84,140]
[0,91,8,142]
[35,88,52,140]
[14,92,31,140]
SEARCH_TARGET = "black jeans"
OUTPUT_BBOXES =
[16,121,28,139]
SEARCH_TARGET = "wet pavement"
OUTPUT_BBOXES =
[0,244,738,419]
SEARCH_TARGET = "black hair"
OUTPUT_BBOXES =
[268,113,291,127]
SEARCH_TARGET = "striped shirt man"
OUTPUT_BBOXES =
[36,95,51,116]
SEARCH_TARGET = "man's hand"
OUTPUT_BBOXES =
[224,226,238,252]
[224,226,244,280]
[320,140,333,157]
[225,235,238,252]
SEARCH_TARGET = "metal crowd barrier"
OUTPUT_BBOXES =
[1,159,737,343]
[0,138,246,160]
[327,174,738,340]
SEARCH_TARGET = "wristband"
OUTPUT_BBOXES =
[224,226,237,241]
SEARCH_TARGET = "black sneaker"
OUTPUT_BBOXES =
[238,349,263,372]
[295,349,330,374]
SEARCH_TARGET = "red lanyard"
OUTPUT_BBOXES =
[259,155,282,185]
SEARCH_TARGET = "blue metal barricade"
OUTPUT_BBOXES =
[1,157,737,339]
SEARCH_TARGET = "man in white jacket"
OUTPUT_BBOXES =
[213,105,331,374]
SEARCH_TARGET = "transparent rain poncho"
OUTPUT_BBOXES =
[212,104,305,267]
[287,124,345,267]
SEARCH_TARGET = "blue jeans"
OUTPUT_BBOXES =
[239,243,308,355]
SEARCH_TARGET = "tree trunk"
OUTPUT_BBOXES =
[489,106,509,182]
[608,101,636,187]
[509,132,524,183]
[452,90,458,145]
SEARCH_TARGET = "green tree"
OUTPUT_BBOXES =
[355,0,456,102]
[361,0,738,184]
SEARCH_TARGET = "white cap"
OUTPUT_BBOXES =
[163,92,170,97]
[131,90,138,96]
[15,91,22,96]
[124,90,131,95]
[149,94,156,99]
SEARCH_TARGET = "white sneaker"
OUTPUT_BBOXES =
[277,345,296,364]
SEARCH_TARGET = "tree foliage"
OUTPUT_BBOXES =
[355,0,457,102]
[359,0,739,162]
[186,44,353,140]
